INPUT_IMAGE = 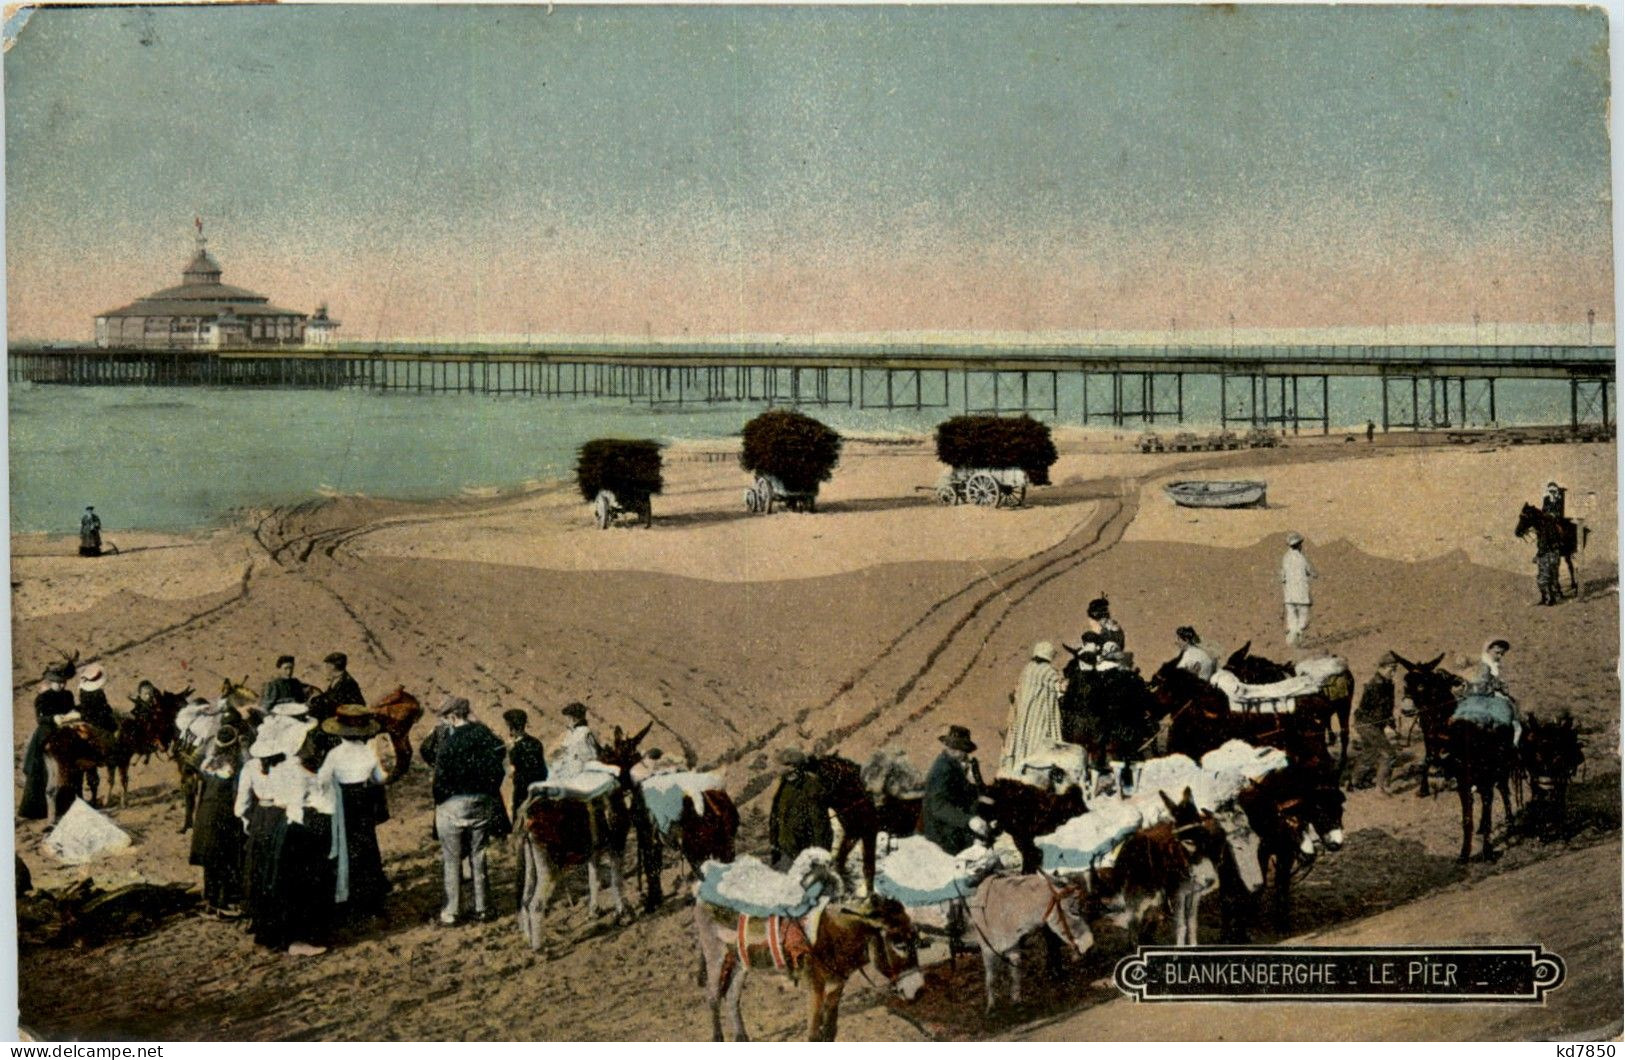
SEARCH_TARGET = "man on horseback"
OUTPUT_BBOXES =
[1001,641,1065,776]
[923,725,987,854]
[20,662,76,820]
[1543,481,1567,518]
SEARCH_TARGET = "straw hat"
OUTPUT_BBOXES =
[321,703,380,739]
[271,702,310,718]
[77,665,106,692]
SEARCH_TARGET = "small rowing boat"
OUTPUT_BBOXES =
[1163,480,1267,509]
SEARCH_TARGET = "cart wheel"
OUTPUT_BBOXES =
[805,495,816,514]
[594,492,612,530]
[638,496,653,528]
[755,477,775,515]
[1011,484,1027,508]
[966,472,1000,507]
[935,484,958,506]
[744,488,760,514]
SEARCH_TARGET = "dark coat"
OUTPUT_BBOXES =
[20,688,75,819]
[311,673,365,721]
[508,734,548,818]
[1355,671,1395,726]
[768,767,833,866]
[423,721,507,804]
[260,676,310,710]
[78,689,116,732]
[922,751,980,854]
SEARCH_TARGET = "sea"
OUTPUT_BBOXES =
[4,375,1599,534]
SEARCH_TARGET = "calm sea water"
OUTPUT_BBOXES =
[5,376,1590,533]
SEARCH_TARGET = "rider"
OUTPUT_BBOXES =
[1173,626,1217,680]
[1076,595,1125,671]
[260,654,314,714]
[1463,639,1522,742]
[76,664,118,734]
[923,725,987,855]
[129,679,162,727]
[548,702,600,782]
[312,652,365,722]
[1543,481,1567,518]
[20,662,76,820]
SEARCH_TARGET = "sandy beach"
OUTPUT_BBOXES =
[12,431,1620,1041]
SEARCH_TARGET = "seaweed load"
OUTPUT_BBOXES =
[739,409,844,495]
[934,415,1057,486]
[576,439,664,501]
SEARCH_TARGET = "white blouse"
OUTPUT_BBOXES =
[318,739,385,786]
[234,758,304,820]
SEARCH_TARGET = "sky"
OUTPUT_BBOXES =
[3,4,1615,342]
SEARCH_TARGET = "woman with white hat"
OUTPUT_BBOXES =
[76,664,117,734]
[267,739,337,957]
[236,723,303,930]
[190,724,246,918]
[316,705,391,922]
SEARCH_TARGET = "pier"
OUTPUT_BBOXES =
[8,341,1616,432]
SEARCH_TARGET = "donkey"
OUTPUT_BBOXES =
[102,684,192,808]
[984,776,1086,873]
[515,724,647,948]
[631,777,740,912]
[967,872,1094,1010]
[1392,651,1462,797]
[1235,765,1345,931]
[1089,788,1235,946]
[1448,713,1519,863]
[694,894,924,1041]
[1519,712,1585,841]
[1153,661,1331,773]
[1223,642,1354,770]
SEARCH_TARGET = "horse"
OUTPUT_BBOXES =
[369,686,424,782]
[984,776,1086,873]
[694,893,924,1041]
[1222,642,1353,770]
[966,872,1093,1010]
[1151,660,1331,772]
[782,754,904,893]
[1058,649,1165,787]
[631,781,740,913]
[515,724,646,948]
[1235,765,1345,932]
[1516,502,1581,599]
[1087,788,1236,946]
[1392,652,1462,797]
[1519,712,1585,841]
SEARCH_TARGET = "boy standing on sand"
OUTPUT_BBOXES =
[1281,532,1317,647]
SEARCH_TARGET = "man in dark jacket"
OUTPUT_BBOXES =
[21,663,76,819]
[1351,652,1399,793]
[260,655,313,713]
[768,748,833,869]
[421,695,509,925]
[311,652,364,722]
[923,726,986,854]
[502,708,548,819]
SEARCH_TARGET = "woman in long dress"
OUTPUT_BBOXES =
[189,725,246,917]
[266,741,336,957]
[1000,641,1065,776]
[235,726,298,935]
[316,705,390,923]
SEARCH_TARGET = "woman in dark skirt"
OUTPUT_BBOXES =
[190,725,246,917]
[235,726,297,933]
[316,705,390,922]
[266,741,336,957]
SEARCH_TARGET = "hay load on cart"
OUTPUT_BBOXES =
[740,409,843,514]
[931,415,1057,508]
[576,438,663,528]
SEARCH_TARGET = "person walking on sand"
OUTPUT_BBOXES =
[422,696,509,926]
[1366,420,1376,443]
[1000,642,1065,776]
[1280,532,1317,648]
[78,506,102,557]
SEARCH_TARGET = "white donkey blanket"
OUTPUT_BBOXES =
[1210,669,1321,714]
[639,770,724,834]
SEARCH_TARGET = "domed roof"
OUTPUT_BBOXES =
[182,247,223,284]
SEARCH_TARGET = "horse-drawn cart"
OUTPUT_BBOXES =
[743,474,817,514]
[593,488,653,529]
[934,467,1030,508]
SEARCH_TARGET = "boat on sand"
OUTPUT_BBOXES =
[1163,480,1267,509]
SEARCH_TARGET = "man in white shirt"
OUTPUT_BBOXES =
[1173,626,1216,680]
[1280,532,1317,647]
